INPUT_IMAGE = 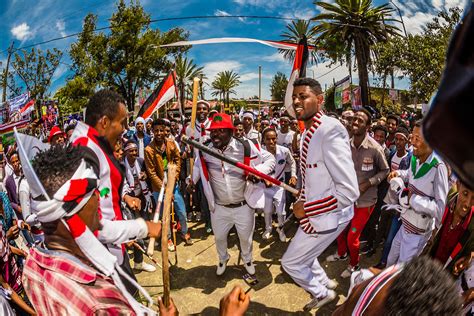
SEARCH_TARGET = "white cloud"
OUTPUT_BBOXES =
[214,9,231,16]
[239,72,272,82]
[11,23,33,41]
[203,60,243,83]
[283,9,317,21]
[262,52,286,63]
[56,19,66,37]
[51,64,68,83]
[402,12,436,34]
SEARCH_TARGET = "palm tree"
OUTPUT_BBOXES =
[312,0,400,106]
[270,72,289,101]
[211,70,241,110]
[279,20,320,64]
[175,55,204,112]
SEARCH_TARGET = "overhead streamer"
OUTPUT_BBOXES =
[161,37,320,52]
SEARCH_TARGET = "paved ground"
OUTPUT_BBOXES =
[135,217,380,315]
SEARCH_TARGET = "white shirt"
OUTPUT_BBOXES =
[390,152,407,171]
[277,130,295,152]
[396,152,448,227]
[138,138,144,159]
[245,127,260,142]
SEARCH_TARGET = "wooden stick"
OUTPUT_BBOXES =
[188,77,200,214]
[171,201,178,265]
[147,173,167,256]
[161,164,178,308]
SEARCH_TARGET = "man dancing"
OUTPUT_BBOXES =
[281,78,359,311]
[190,113,275,276]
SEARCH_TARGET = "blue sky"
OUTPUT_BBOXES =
[0,0,466,100]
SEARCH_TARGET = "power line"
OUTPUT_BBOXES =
[4,15,300,53]
[315,64,343,79]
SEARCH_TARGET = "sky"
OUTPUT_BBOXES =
[0,0,467,101]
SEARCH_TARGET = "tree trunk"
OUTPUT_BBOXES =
[354,37,370,107]
[179,82,185,116]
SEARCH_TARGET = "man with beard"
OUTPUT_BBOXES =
[386,120,449,265]
[327,109,389,278]
[189,113,275,276]
[48,126,66,146]
[241,111,260,142]
[132,117,151,159]
[281,78,359,311]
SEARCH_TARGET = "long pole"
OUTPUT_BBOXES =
[161,164,178,308]
[147,173,167,255]
[188,77,200,216]
[182,136,299,195]
[2,42,14,103]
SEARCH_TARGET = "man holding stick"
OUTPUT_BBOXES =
[188,113,275,276]
[281,78,359,311]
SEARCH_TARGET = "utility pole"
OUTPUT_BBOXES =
[258,66,262,121]
[199,73,204,100]
[2,42,15,103]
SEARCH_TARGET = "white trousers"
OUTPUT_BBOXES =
[282,222,349,299]
[263,186,285,231]
[386,226,430,266]
[211,203,255,264]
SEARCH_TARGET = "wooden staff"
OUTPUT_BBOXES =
[147,172,167,256]
[161,164,178,308]
[171,200,178,265]
[188,77,200,213]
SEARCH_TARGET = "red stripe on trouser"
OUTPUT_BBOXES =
[336,205,375,267]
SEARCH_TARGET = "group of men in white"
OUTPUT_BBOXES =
[186,77,449,310]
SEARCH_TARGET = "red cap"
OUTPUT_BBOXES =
[48,126,64,143]
[207,113,235,130]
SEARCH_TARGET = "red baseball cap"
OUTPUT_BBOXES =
[207,113,235,130]
[48,126,64,143]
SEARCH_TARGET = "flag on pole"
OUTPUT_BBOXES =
[20,99,35,117]
[137,72,177,119]
[284,35,309,118]
[13,128,50,198]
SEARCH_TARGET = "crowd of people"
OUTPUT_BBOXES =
[0,77,472,315]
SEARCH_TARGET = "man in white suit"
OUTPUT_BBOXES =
[281,78,359,311]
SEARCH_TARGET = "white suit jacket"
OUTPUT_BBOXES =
[299,112,360,234]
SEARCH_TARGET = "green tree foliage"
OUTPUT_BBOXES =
[398,8,461,101]
[211,70,241,107]
[313,0,400,106]
[55,77,95,115]
[11,48,63,102]
[270,72,288,101]
[69,0,189,111]
[279,20,320,64]
[175,55,204,110]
